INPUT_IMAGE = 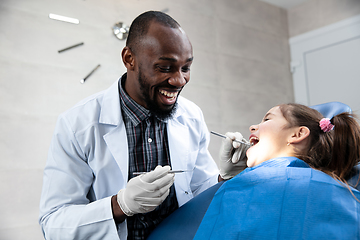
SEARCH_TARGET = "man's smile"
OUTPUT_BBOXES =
[158,89,179,105]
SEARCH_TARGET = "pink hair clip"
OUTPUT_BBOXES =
[319,118,334,132]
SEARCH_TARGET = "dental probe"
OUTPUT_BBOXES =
[210,131,252,146]
[133,169,193,176]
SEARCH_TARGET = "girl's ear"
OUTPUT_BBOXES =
[290,126,310,144]
[121,47,135,71]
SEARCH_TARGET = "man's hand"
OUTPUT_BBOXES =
[218,132,250,180]
[117,165,175,216]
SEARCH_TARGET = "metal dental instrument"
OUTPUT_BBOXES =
[210,131,252,146]
[133,169,193,176]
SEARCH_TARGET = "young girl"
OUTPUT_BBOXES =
[148,102,360,240]
[246,103,360,185]
[192,103,360,240]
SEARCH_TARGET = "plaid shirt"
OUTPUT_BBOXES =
[118,75,179,240]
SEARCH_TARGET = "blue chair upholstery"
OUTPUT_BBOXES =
[310,101,352,118]
[147,102,359,240]
[147,182,224,240]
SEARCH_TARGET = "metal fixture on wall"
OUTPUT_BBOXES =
[112,9,168,40]
[80,64,101,84]
[49,13,80,24]
[112,22,129,40]
[58,42,84,53]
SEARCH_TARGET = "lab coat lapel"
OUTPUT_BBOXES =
[100,80,129,182]
[167,104,192,202]
[167,119,189,172]
[103,125,128,183]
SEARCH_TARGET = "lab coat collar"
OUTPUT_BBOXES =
[171,99,185,120]
[98,77,123,126]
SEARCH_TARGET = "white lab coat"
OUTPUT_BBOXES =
[39,79,219,240]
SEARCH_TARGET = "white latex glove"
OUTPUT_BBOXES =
[117,165,175,216]
[219,132,250,180]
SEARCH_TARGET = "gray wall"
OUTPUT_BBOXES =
[0,0,292,239]
[287,0,360,37]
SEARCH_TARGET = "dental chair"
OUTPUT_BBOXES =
[147,102,360,240]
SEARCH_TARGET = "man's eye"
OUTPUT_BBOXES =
[159,66,171,72]
[182,66,190,72]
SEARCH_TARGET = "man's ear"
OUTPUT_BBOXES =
[121,47,135,71]
[290,126,310,144]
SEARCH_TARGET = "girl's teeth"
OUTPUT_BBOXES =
[250,137,259,145]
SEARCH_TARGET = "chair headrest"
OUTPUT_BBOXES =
[310,102,359,190]
[310,101,352,119]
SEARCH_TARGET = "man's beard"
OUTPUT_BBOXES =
[138,70,178,121]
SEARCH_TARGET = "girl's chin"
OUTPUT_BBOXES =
[246,149,255,167]
[246,158,255,168]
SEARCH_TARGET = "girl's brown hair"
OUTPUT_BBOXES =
[279,103,360,184]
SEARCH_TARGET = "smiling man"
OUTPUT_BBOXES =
[39,11,241,240]
[123,16,193,120]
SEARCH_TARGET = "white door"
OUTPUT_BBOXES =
[290,14,360,113]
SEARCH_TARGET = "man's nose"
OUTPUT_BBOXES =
[168,71,188,87]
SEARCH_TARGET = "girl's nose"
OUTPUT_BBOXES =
[249,124,258,132]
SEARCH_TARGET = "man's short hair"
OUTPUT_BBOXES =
[126,11,180,54]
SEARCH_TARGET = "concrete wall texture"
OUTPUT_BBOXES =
[287,0,360,37]
[0,0,359,239]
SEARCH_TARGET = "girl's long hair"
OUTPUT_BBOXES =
[279,103,360,185]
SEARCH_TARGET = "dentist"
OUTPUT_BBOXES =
[39,10,247,240]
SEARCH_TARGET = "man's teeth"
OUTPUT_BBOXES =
[159,90,178,98]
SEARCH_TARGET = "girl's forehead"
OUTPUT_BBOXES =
[266,106,281,115]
